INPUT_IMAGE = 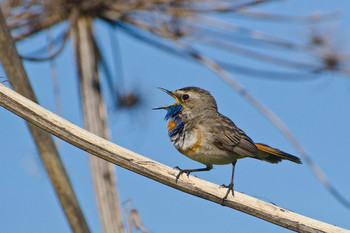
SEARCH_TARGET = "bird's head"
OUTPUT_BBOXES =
[153,86,218,121]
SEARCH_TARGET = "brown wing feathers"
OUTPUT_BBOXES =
[213,113,302,164]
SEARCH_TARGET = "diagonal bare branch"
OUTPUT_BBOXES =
[0,82,349,233]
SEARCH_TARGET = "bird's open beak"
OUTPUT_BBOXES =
[152,87,179,110]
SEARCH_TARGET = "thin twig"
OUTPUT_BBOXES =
[46,29,62,146]
[236,8,340,23]
[115,21,316,80]
[197,16,311,51]
[186,36,322,70]
[21,24,71,61]
[112,18,330,73]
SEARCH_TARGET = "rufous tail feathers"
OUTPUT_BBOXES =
[255,143,302,164]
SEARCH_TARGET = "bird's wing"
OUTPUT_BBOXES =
[211,114,259,159]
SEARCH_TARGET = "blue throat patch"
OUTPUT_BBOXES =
[164,103,182,120]
[164,103,184,137]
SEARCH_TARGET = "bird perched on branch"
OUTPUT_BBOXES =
[153,86,302,203]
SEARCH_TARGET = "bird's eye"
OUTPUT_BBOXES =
[182,94,189,100]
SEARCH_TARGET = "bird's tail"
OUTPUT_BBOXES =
[255,143,302,164]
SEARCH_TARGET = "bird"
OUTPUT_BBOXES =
[153,86,302,203]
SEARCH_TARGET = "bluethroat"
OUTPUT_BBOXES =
[153,87,302,203]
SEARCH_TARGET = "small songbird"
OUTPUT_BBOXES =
[153,87,302,202]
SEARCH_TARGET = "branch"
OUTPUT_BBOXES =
[0,83,349,233]
[0,8,90,233]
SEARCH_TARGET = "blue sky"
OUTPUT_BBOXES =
[1,1,350,233]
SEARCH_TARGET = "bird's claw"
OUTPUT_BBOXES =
[220,183,234,205]
[174,166,191,183]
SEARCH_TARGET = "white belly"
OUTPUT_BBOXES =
[184,143,237,165]
[170,127,237,165]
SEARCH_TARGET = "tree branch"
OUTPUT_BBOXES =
[0,83,349,233]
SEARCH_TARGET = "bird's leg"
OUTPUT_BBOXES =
[220,161,237,204]
[174,165,213,183]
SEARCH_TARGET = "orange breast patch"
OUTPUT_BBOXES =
[167,119,178,134]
